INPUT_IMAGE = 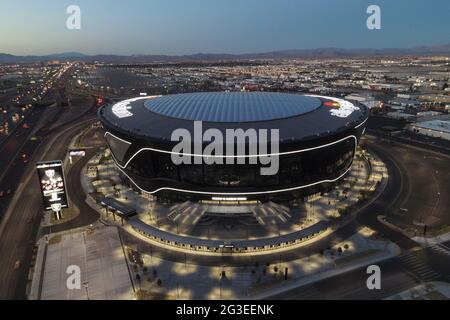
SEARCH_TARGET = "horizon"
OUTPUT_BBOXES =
[1,0,450,56]
[2,41,450,57]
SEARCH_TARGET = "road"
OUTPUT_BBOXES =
[0,63,80,217]
[267,243,450,300]
[265,136,450,299]
[0,105,66,217]
[41,137,101,234]
[0,112,97,299]
[363,135,450,232]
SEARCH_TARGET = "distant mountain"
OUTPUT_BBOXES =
[1,44,450,63]
[45,52,87,59]
[0,52,87,63]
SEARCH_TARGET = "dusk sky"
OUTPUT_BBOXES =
[1,0,449,55]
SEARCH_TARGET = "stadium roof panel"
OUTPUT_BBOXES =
[144,92,322,122]
[99,92,368,147]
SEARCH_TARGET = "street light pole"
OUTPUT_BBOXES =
[82,231,89,300]
[83,282,89,300]
[219,266,225,300]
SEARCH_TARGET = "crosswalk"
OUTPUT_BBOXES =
[429,243,450,257]
[398,252,441,282]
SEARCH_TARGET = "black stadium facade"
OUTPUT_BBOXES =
[98,92,368,203]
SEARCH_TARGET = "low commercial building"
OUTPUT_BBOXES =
[345,93,381,110]
[408,120,450,141]
[386,112,416,121]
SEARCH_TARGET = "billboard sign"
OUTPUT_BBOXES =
[36,160,69,211]
[69,149,86,157]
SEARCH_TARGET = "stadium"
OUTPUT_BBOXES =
[98,92,368,204]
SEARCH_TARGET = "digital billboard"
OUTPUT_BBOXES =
[36,160,69,211]
[69,149,86,157]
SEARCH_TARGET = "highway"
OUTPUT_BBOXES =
[0,106,64,217]
[0,63,78,217]
[0,101,97,299]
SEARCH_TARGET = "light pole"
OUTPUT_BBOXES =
[219,265,225,300]
[219,275,222,300]
[83,282,89,300]
[82,231,89,300]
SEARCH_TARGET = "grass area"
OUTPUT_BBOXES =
[49,206,78,226]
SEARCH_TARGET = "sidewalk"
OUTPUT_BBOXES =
[386,281,450,300]
[412,232,450,245]
[30,224,135,300]
[247,242,400,300]
[28,238,48,300]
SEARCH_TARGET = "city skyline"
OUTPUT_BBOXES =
[1,0,450,56]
